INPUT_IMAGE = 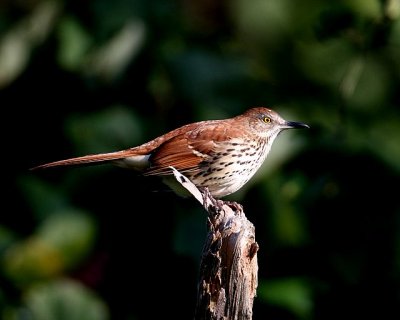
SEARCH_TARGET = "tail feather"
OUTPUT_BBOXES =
[31,150,134,170]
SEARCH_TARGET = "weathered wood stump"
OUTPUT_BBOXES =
[171,168,259,320]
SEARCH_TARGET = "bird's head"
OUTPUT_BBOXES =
[243,107,309,139]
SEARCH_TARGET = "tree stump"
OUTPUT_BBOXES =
[171,168,259,320]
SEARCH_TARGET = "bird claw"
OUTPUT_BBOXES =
[199,187,222,213]
[199,187,243,213]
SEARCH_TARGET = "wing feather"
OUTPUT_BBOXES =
[144,120,245,176]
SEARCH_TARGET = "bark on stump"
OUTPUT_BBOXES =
[171,167,259,320]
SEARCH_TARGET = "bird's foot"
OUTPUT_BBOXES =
[198,187,242,213]
[199,187,224,212]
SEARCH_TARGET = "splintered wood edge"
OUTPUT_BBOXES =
[170,166,259,319]
[169,167,256,238]
[169,166,234,215]
[169,166,205,204]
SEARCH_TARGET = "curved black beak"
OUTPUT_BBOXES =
[285,121,310,129]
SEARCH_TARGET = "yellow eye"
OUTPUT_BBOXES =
[262,116,271,123]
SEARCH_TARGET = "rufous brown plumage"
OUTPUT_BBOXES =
[32,107,309,198]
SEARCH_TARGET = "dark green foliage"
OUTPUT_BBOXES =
[1,0,400,319]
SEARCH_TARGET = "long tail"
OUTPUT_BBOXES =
[31,149,136,170]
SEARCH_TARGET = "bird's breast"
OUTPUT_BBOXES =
[185,137,270,197]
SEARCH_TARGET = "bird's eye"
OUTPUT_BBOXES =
[262,116,271,123]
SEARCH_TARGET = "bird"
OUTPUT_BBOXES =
[32,107,309,198]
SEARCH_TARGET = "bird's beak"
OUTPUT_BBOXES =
[284,121,310,129]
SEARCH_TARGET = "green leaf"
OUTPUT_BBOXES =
[3,210,96,286]
[258,278,313,319]
[24,279,109,320]
[57,16,92,70]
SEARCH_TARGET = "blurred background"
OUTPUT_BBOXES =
[1,0,400,319]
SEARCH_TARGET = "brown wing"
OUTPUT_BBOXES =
[144,119,243,176]
[144,135,215,175]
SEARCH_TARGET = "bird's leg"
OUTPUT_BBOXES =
[199,187,225,212]
[199,187,242,213]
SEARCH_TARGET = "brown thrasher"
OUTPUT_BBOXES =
[32,107,309,198]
